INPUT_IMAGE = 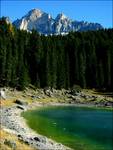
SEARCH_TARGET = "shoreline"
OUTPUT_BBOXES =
[0,88,113,150]
[41,102,113,109]
[1,102,72,150]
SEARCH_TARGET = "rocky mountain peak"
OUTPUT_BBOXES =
[24,9,44,20]
[55,13,68,21]
[13,8,103,35]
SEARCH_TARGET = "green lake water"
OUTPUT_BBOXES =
[22,106,113,150]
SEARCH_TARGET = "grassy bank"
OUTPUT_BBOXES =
[0,129,35,150]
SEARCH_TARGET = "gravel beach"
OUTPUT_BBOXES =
[0,88,113,150]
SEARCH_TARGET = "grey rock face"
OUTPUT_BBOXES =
[13,8,103,35]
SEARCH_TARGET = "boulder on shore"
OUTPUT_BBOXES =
[14,99,28,106]
[0,89,6,100]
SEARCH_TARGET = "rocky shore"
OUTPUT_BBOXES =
[0,87,113,150]
[0,103,72,150]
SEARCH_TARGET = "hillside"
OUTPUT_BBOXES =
[0,18,113,91]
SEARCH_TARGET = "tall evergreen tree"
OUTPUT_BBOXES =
[0,19,113,91]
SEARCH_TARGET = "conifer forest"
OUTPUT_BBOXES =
[0,18,113,90]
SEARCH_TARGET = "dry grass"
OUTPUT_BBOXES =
[38,97,58,103]
[0,89,33,107]
[0,99,15,107]
[0,129,35,150]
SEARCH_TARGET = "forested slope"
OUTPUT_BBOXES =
[0,18,113,90]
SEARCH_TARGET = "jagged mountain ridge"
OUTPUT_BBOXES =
[13,9,103,35]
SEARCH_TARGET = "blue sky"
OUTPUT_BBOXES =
[0,0,112,28]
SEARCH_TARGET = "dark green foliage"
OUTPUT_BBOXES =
[0,18,113,90]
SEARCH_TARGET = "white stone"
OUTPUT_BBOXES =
[0,89,6,100]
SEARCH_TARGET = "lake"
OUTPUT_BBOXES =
[22,106,113,150]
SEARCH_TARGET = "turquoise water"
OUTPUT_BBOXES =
[22,106,113,150]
